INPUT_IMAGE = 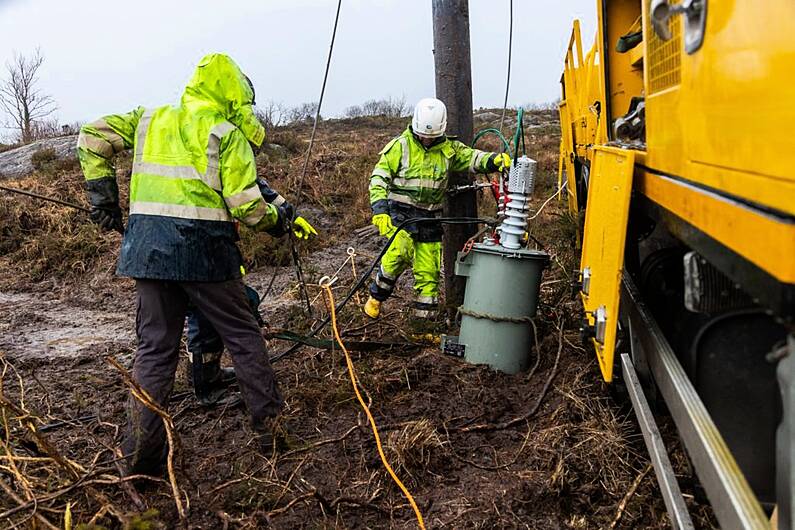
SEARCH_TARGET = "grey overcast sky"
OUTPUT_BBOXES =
[0,0,596,126]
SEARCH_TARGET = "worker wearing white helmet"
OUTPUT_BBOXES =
[364,98,511,320]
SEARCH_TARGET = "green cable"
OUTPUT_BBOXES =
[472,107,526,160]
[472,127,511,152]
[511,107,526,160]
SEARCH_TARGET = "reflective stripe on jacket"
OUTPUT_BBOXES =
[77,53,279,281]
[369,126,495,211]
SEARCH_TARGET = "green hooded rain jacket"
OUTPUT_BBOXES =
[77,53,278,281]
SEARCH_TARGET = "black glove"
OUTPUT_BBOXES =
[90,205,124,233]
[86,177,123,233]
[265,204,290,238]
[256,177,296,220]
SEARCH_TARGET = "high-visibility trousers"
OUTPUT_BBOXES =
[369,229,441,316]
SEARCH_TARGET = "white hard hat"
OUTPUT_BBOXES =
[412,98,447,138]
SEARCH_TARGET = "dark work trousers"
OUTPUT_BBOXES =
[186,285,263,358]
[123,278,283,474]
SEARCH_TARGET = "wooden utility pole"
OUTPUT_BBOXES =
[432,0,476,312]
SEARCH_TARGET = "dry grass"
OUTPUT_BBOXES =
[0,110,720,528]
[385,418,446,483]
[0,167,124,289]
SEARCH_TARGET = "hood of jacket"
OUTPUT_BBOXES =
[181,53,266,147]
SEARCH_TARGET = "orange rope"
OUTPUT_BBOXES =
[320,280,426,529]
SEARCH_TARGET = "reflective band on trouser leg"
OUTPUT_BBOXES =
[369,266,396,301]
[375,267,396,291]
[412,300,439,319]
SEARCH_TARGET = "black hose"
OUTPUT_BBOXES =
[0,184,90,212]
[270,216,497,363]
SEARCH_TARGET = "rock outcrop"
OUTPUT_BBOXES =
[0,135,78,178]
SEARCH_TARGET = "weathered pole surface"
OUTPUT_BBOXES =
[432,0,476,313]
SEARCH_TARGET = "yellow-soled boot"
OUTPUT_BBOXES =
[364,296,381,319]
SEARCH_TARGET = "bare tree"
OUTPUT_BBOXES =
[349,96,407,119]
[0,49,56,143]
[287,102,320,124]
[256,100,286,129]
[344,104,363,118]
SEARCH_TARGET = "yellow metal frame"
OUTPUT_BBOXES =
[580,146,635,382]
[558,20,607,218]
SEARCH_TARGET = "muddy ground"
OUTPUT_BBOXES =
[0,113,717,529]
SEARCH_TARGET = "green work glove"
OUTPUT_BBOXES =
[293,216,318,240]
[372,213,396,238]
[493,152,512,172]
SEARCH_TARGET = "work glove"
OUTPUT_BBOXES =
[90,205,124,233]
[371,213,396,238]
[492,153,512,172]
[292,216,318,240]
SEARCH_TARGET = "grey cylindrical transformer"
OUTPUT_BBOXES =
[454,242,549,374]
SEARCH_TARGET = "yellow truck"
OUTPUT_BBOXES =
[559,1,795,528]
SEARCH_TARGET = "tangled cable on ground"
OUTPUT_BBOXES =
[319,278,426,530]
[271,216,497,362]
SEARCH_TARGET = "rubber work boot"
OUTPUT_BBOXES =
[255,416,289,456]
[191,355,241,407]
[364,296,381,319]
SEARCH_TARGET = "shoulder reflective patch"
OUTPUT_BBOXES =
[131,116,235,192]
[396,137,411,177]
[378,137,400,155]
[133,109,155,164]
[204,121,237,190]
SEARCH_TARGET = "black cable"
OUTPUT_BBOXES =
[498,0,514,135]
[270,216,497,363]
[295,0,342,201]
[0,184,90,212]
[288,0,343,318]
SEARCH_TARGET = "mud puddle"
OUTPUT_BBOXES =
[0,291,134,358]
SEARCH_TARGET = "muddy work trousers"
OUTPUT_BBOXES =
[123,279,283,475]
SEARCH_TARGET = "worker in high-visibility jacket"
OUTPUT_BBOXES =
[364,98,510,320]
[77,53,313,474]
[186,177,315,407]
